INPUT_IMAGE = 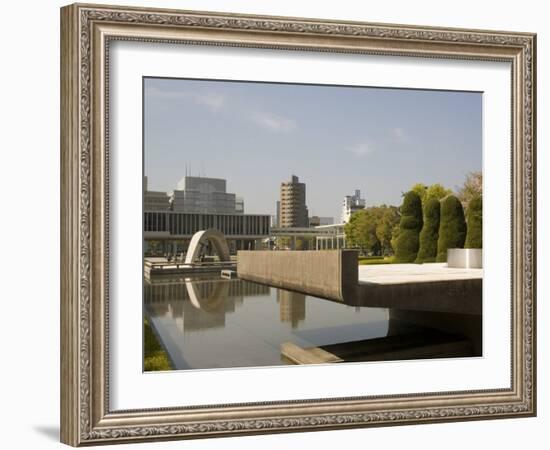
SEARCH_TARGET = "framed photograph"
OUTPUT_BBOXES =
[60,3,536,446]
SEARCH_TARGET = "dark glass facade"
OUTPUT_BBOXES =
[144,211,270,237]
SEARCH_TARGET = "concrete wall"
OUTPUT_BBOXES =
[357,279,482,315]
[237,250,358,302]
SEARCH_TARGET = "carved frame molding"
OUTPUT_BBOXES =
[60,3,536,446]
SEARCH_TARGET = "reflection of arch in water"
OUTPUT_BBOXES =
[184,229,230,264]
[185,278,230,313]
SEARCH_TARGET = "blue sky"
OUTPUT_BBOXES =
[144,77,481,220]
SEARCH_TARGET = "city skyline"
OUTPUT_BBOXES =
[144,77,482,220]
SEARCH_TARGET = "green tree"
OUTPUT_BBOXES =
[425,184,452,202]
[375,206,400,256]
[410,183,452,204]
[390,223,400,255]
[277,237,290,249]
[394,191,423,262]
[415,197,440,263]
[436,195,467,262]
[344,209,382,256]
[457,171,482,207]
[410,183,428,202]
[359,204,401,256]
[145,240,163,256]
[465,194,482,248]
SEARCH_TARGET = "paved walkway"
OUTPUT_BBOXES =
[358,263,483,285]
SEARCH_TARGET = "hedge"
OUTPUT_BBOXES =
[436,195,466,262]
[394,191,423,263]
[465,194,482,248]
[416,197,440,263]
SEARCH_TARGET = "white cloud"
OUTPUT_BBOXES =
[194,93,225,112]
[348,142,374,158]
[146,85,187,100]
[146,86,225,112]
[392,127,407,142]
[250,112,297,133]
[147,85,297,130]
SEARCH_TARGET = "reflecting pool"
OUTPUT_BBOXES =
[144,275,480,371]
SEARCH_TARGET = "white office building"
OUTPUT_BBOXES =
[341,189,366,223]
[144,176,170,211]
[170,176,243,214]
[235,196,245,214]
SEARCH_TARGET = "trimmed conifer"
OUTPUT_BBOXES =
[436,195,467,262]
[465,194,482,248]
[415,197,440,263]
[394,191,423,263]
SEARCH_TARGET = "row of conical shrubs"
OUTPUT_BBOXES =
[394,191,482,263]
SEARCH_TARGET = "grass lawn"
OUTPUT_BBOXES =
[358,256,396,265]
[144,317,172,371]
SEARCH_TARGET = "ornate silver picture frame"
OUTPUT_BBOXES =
[60,3,536,446]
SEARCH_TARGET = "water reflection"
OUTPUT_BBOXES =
[145,276,269,332]
[277,290,306,328]
[144,275,480,370]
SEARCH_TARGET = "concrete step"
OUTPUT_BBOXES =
[281,330,473,365]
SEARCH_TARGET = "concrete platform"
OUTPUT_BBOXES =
[237,251,482,315]
[281,342,343,364]
[359,263,482,285]
[144,259,236,279]
[356,263,482,315]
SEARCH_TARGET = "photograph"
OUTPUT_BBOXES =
[58,3,536,445]
[142,77,484,372]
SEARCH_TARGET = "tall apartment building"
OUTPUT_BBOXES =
[341,189,366,223]
[279,175,309,228]
[170,176,243,214]
[275,201,281,227]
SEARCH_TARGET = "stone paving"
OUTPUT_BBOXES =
[358,262,483,285]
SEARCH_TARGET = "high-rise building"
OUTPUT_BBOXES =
[275,201,280,227]
[341,189,366,223]
[170,176,242,214]
[279,175,308,228]
[144,176,170,211]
